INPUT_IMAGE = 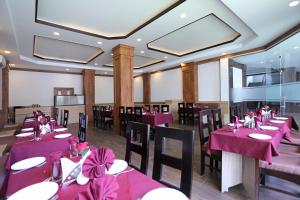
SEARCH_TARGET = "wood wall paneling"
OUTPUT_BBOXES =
[83,69,95,121]
[143,73,151,104]
[113,44,134,133]
[181,62,198,103]
[2,65,9,126]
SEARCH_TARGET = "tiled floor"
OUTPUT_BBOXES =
[66,122,300,200]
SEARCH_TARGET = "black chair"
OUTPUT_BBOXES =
[144,105,151,112]
[152,126,194,198]
[92,106,97,127]
[186,103,195,124]
[62,110,69,127]
[178,103,186,124]
[125,122,150,175]
[134,107,143,122]
[119,106,127,136]
[161,105,170,113]
[126,107,134,121]
[212,108,223,131]
[52,107,59,122]
[152,105,160,113]
[78,112,88,142]
[99,106,113,129]
[198,110,221,175]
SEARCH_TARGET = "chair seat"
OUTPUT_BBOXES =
[104,117,113,122]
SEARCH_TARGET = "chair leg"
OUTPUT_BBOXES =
[209,158,213,172]
[215,160,219,170]
[201,152,205,175]
[260,174,266,186]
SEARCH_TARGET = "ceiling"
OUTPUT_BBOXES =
[0,0,300,74]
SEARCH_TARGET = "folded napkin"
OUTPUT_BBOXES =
[68,136,79,145]
[76,175,119,200]
[233,116,239,129]
[254,117,260,129]
[82,147,115,179]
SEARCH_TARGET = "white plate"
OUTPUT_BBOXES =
[105,159,128,175]
[227,123,242,127]
[270,120,285,124]
[54,128,68,132]
[16,132,34,138]
[249,133,272,140]
[11,157,46,171]
[142,188,188,200]
[25,119,35,122]
[21,128,34,132]
[239,119,245,123]
[54,133,72,139]
[8,182,58,200]
[274,117,288,120]
[260,126,279,131]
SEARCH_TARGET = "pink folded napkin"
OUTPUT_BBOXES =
[254,117,260,129]
[233,116,239,129]
[82,147,115,179]
[76,175,119,200]
[68,136,79,145]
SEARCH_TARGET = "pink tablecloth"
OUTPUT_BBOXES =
[5,131,71,170]
[6,158,164,199]
[208,120,291,163]
[142,113,174,127]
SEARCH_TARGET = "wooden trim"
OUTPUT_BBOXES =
[10,67,82,75]
[35,0,185,40]
[95,74,114,77]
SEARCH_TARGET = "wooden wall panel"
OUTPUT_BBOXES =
[83,69,95,122]
[143,73,151,104]
[182,62,198,103]
[2,66,9,126]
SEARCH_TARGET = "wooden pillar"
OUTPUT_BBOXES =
[181,62,198,103]
[113,44,134,133]
[143,73,151,104]
[2,65,9,126]
[83,69,95,122]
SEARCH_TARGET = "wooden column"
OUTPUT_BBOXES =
[142,73,151,104]
[113,44,134,133]
[2,65,9,126]
[83,69,95,122]
[181,62,198,103]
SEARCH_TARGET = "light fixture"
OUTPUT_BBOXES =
[140,50,145,54]
[289,0,299,7]
[137,38,142,42]
[221,52,227,55]
[110,53,114,56]
[104,72,108,74]
[180,13,187,18]
[97,41,102,44]
[94,63,98,66]
[65,68,70,71]
[294,46,300,49]
[9,64,15,67]
[53,32,60,36]
[164,56,168,59]
[180,63,186,67]
[4,50,11,54]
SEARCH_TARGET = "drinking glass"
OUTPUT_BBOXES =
[34,129,41,141]
[69,142,78,158]
[51,160,62,182]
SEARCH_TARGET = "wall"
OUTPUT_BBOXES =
[198,61,220,101]
[151,68,182,102]
[232,67,243,88]
[9,70,82,106]
[134,76,143,102]
[95,76,114,104]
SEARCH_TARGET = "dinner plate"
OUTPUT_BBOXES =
[21,127,34,132]
[239,119,245,123]
[8,182,58,200]
[25,119,35,122]
[105,159,128,175]
[273,117,288,120]
[270,120,285,124]
[54,128,68,132]
[11,157,46,171]
[54,133,72,139]
[142,188,188,200]
[260,126,279,131]
[16,132,34,138]
[227,123,242,127]
[248,133,272,140]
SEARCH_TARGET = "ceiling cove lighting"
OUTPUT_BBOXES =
[4,50,11,54]
[53,32,60,36]
[289,1,299,7]
[137,38,142,42]
[180,13,187,18]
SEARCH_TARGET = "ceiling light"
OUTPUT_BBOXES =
[110,53,114,56]
[221,52,227,55]
[9,64,15,67]
[4,50,11,54]
[294,46,300,49]
[104,72,108,74]
[140,50,145,54]
[180,63,186,67]
[289,1,299,7]
[137,38,142,42]
[164,56,168,59]
[94,63,98,66]
[180,13,187,18]
[97,41,102,44]
[53,32,60,36]
[65,68,70,71]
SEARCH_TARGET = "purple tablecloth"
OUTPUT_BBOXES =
[142,113,174,127]
[6,157,165,199]
[208,119,291,163]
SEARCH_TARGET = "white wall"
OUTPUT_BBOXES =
[134,76,143,102]
[95,76,114,104]
[0,69,2,110]
[9,70,82,106]
[232,67,243,88]
[198,61,220,101]
[220,58,229,101]
[151,69,182,102]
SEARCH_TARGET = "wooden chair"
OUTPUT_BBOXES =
[186,103,196,124]
[152,105,160,113]
[92,106,97,127]
[62,110,69,127]
[161,105,170,113]
[144,105,151,112]
[134,107,143,122]
[178,103,186,124]
[198,109,221,175]
[212,108,223,131]
[99,106,113,129]
[119,106,127,136]
[78,112,88,142]
[126,107,134,121]
[152,126,194,198]
[125,122,150,175]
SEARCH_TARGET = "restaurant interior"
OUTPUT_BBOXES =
[0,0,300,199]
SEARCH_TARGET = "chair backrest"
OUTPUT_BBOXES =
[152,105,160,113]
[198,109,213,146]
[212,108,222,131]
[78,113,88,142]
[144,105,151,112]
[186,103,194,109]
[134,107,142,122]
[119,106,125,114]
[178,103,185,113]
[62,110,69,127]
[125,122,150,174]
[161,105,170,113]
[152,126,194,198]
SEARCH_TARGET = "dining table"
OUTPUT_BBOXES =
[207,117,291,200]
[142,112,174,127]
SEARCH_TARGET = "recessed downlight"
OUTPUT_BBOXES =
[97,41,102,44]
[140,50,145,54]
[289,0,299,7]
[180,63,186,67]
[4,50,11,54]
[110,53,114,56]
[221,52,227,55]
[294,46,300,49]
[104,72,108,74]
[137,38,142,42]
[180,13,187,18]
[9,64,15,67]
[53,32,60,36]
[94,63,98,66]
[164,56,168,59]
[65,68,70,71]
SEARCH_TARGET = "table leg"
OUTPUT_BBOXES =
[242,157,259,200]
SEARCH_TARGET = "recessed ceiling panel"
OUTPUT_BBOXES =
[104,55,164,69]
[147,13,241,56]
[36,0,184,39]
[33,35,103,64]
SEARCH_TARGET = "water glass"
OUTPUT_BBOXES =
[51,160,62,182]
[34,130,41,141]
[70,142,78,158]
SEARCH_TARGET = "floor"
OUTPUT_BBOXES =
[65,122,300,200]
